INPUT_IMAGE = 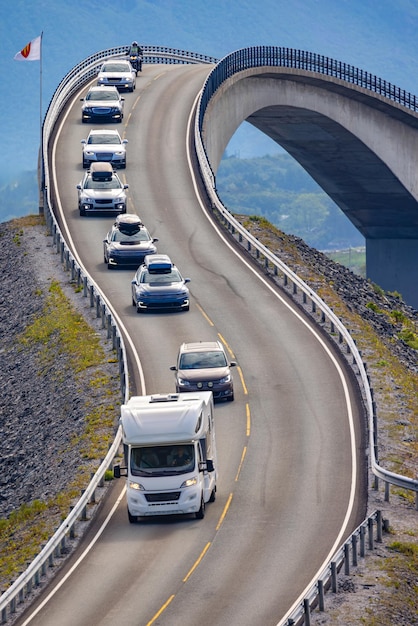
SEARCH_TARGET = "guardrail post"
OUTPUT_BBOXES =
[376,511,383,542]
[303,598,311,625]
[368,517,374,550]
[83,276,88,297]
[317,579,325,611]
[331,561,337,592]
[385,481,390,502]
[89,285,95,307]
[360,524,366,557]
[344,544,350,575]
[352,533,358,566]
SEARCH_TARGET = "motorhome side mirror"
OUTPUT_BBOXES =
[114,465,121,479]
[206,459,214,472]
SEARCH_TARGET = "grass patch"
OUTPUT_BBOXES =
[0,267,120,589]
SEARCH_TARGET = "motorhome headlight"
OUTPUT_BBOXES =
[129,481,145,491]
[181,477,197,488]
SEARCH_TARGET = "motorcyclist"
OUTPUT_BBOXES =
[127,41,143,73]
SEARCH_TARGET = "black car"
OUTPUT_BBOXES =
[81,86,124,123]
[103,214,158,268]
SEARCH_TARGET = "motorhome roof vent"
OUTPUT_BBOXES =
[149,393,180,403]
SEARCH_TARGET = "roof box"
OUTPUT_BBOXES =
[90,162,113,181]
[115,213,143,233]
[145,254,172,273]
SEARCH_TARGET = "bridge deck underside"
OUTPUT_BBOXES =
[248,106,418,239]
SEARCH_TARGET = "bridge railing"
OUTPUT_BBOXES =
[198,46,418,129]
[195,45,418,501]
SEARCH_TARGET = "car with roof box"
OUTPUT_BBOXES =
[103,214,158,269]
[77,163,128,216]
[131,254,190,313]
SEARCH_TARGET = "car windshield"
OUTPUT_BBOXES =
[101,63,129,72]
[84,177,122,190]
[179,351,227,369]
[86,90,119,101]
[140,269,182,284]
[111,229,151,242]
[88,134,121,145]
[130,444,195,476]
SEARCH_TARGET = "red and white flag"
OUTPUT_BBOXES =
[14,35,42,61]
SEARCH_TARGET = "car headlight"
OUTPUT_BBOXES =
[181,477,197,488]
[129,481,144,491]
[114,150,124,156]
[177,377,191,386]
[219,374,231,384]
[84,150,95,156]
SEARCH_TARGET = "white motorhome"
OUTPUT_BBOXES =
[114,392,217,522]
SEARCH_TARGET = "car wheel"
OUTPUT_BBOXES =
[227,393,234,402]
[184,305,190,312]
[107,263,113,270]
[79,207,86,216]
[121,161,126,169]
[195,497,205,519]
[82,160,88,168]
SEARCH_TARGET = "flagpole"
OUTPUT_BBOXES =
[39,31,44,214]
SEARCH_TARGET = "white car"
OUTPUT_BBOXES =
[77,163,128,216]
[81,129,128,169]
[81,86,124,123]
[97,59,136,92]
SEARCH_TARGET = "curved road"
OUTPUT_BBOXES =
[18,63,366,626]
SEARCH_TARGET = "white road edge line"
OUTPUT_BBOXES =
[20,486,127,625]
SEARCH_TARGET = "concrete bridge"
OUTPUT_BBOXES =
[198,49,418,309]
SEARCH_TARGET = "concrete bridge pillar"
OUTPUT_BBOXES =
[366,239,418,308]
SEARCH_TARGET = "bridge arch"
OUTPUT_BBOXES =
[199,50,418,308]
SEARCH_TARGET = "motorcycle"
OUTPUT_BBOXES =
[129,53,143,74]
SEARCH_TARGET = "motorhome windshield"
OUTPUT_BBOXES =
[131,444,195,476]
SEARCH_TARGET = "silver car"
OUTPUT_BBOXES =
[97,59,136,92]
[81,86,124,123]
[81,129,128,169]
[77,163,128,216]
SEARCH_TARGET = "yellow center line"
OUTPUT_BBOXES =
[146,594,175,626]
[182,541,211,582]
[246,403,251,436]
[235,446,247,481]
[195,301,214,326]
[216,492,233,531]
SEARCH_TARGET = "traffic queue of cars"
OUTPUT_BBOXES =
[77,57,235,400]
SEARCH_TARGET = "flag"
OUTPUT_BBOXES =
[14,35,42,61]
